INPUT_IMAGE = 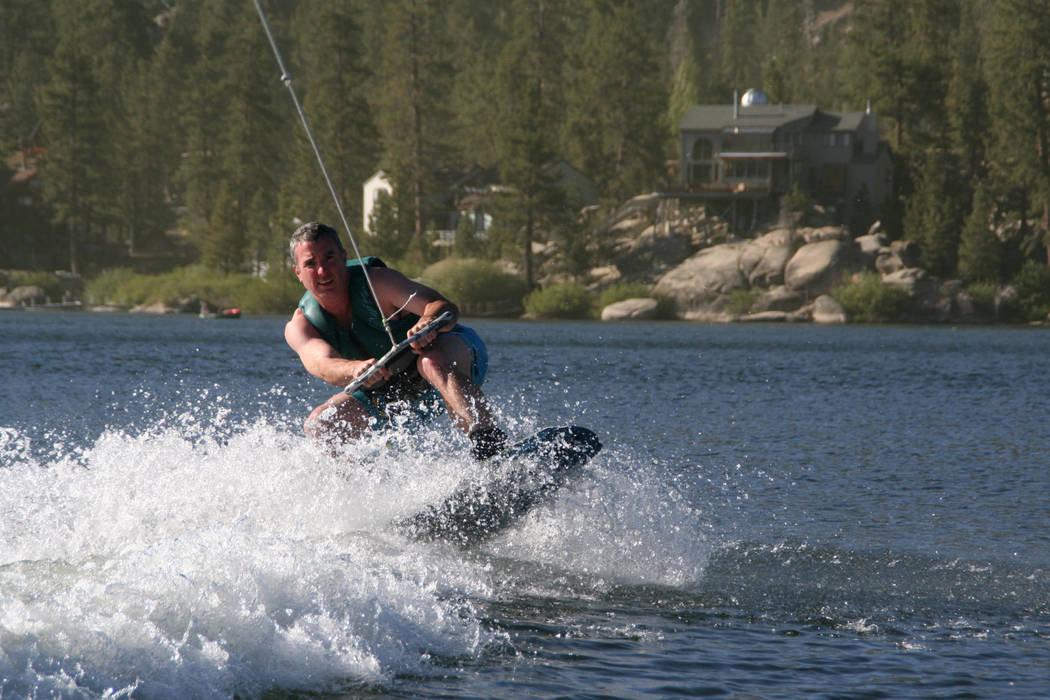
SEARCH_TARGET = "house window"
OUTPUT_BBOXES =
[473,208,490,232]
[689,138,716,184]
[823,133,851,148]
[692,138,713,161]
[726,160,769,179]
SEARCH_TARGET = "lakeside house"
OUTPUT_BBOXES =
[678,88,892,231]
[362,170,392,235]
[363,161,599,246]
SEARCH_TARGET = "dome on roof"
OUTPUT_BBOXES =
[740,88,769,107]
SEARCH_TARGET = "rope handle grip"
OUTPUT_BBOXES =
[343,311,454,395]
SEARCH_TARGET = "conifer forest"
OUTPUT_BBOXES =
[1,0,1049,313]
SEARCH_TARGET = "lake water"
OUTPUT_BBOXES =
[1,311,1048,698]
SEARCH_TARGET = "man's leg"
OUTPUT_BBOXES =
[415,332,506,458]
[304,391,374,445]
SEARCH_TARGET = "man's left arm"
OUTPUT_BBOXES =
[371,268,459,348]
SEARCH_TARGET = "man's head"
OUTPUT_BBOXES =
[289,221,345,267]
[290,222,349,304]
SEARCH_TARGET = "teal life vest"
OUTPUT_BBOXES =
[297,256,419,360]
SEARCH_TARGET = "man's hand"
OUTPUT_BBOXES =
[408,320,439,352]
[351,357,391,389]
[408,305,456,353]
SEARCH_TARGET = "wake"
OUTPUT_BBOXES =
[0,407,708,697]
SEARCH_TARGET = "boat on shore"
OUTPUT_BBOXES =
[199,305,241,320]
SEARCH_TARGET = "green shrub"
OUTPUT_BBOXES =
[782,182,810,216]
[727,288,760,315]
[1011,260,1050,321]
[523,282,593,319]
[418,257,527,306]
[833,272,909,322]
[240,270,305,314]
[966,281,997,318]
[595,281,651,308]
[84,266,303,313]
[84,268,148,305]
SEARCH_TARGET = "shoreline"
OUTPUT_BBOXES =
[4,302,1048,328]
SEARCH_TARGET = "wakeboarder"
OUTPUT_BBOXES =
[285,222,507,459]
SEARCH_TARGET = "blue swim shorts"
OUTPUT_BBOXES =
[352,324,488,425]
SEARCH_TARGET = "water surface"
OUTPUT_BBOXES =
[1,311,1047,697]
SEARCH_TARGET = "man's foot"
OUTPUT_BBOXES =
[469,425,507,461]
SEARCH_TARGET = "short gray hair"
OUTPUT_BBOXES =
[289,222,345,263]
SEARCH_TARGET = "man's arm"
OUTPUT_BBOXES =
[284,309,390,389]
[369,268,459,350]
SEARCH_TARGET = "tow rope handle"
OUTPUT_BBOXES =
[343,311,454,395]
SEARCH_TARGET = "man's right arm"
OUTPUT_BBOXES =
[284,309,389,389]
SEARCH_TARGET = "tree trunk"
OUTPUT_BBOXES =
[1043,202,1049,267]
[524,201,534,290]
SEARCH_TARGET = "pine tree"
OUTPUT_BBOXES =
[846,0,957,157]
[0,0,54,154]
[115,58,173,256]
[176,0,239,247]
[946,0,989,181]
[203,180,248,274]
[279,1,380,249]
[957,181,1001,283]
[36,0,113,275]
[494,0,568,288]
[0,0,55,268]
[211,1,287,273]
[367,189,413,262]
[563,0,666,202]
[983,0,1050,264]
[847,0,960,240]
[802,10,849,110]
[720,0,760,92]
[758,0,803,103]
[666,0,701,144]
[905,0,959,153]
[445,0,509,167]
[905,148,966,277]
[668,56,701,145]
[374,0,453,250]
[453,211,485,258]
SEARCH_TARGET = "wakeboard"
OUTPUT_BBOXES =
[397,426,601,546]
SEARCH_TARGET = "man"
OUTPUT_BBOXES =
[285,221,507,459]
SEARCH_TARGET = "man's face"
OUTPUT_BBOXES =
[293,236,348,304]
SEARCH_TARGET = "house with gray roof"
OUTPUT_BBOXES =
[678,89,892,230]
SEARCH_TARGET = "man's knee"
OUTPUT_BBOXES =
[304,406,328,438]
[416,353,455,380]
[304,402,332,438]
[417,336,471,381]
[304,394,369,439]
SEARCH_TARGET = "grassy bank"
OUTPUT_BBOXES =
[84,266,304,314]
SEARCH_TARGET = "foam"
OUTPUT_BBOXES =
[0,405,707,696]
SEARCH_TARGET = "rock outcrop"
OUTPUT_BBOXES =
[590,206,994,323]
[653,242,747,314]
[600,297,660,320]
[650,224,868,320]
[6,285,47,305]
[130,301,177,314]
[739,229,793,287]
[783,239,863,296]
[810,294,848,324]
